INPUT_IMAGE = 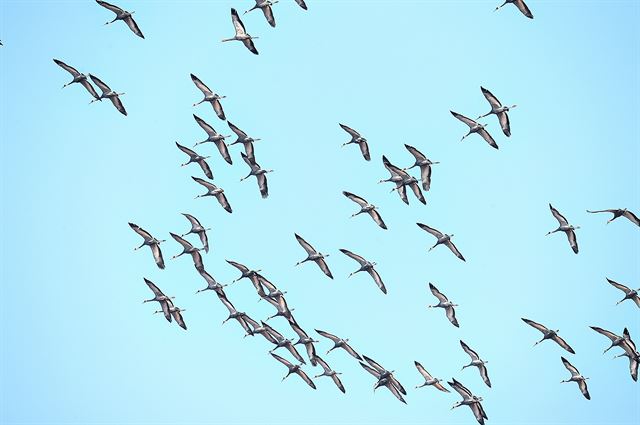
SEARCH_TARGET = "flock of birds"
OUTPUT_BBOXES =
[37,1,639,424]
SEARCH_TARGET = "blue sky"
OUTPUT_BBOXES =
[1,0,639,424]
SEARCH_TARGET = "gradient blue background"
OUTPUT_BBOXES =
[1,1,639,424]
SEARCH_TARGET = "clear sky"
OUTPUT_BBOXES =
[1,0,639,424]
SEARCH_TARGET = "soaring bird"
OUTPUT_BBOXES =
[546,204,579,254]
[193,114,232,164]
[448,378,487,425]
[414,361,450,392]
[522,318,575,353]
[477,87,516,137]
[264,294,296,322]
[460,341,491,388]
[605,278,639,308]
[360,356,407,401]
[222,8,259,55]
[417,223,465,261]
[613,329,639,382]
[294,234,333,279]
[495,0,534,19]
[360,362,407,404]
[192,177,232,213]
[342,191,387,229]
[180,213,210,253]
[560,357,590,400]
[403,144,439,191]
[340,249,387,294]
[170,233,204,271]
[228,121,260,160]
[176,142,213,179]
[88,74,126,115]
[129,222,165,269]
[313,356,345,393]
[270,352,316,389]
[217,292,252,335]
[339,124,370,161]
[587,208,639,227]
[190,74,226,120]
[315,329,362,360]
[262,321,307,364]
[590,326,633,355]
[428,283,459,327]
[142,278,174,322]
[289,320,319,366]
[451,111,498,149]
[245,1,278,27]
[195,268,226,295]
[96,0,144,38]
[240,152,273,198]
[380,155,426,205]
[53,59,99,99]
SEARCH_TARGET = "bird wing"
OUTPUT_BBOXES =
[264,321,285,341]
[217,292,237,314]
[316,257,333,279]
[429,283,449,303]
[171,232,194,251]
[89,74,111,94]
[109,95,127,116]
[295,233,316,255]
[342,191,369,208]
[367,209,387,230]
[433,381,450,393]
[514,0,534,18]
[630,358,639,382]
[404,144,426,161]
[566,229,579,254]
[446,306,459,327]
[289,320,309,340]
[386,381,407,403]
[396,184,409,204]
[192,176,217,191]
[150,243,165,269]
[339,123,361,138]
[213,139,232,165]
[331,374,346,393]
[478,364,491,387]
[123,15,144,38]
[182,213,201,229]
[477,128,499,149]
[470,403,486,425]
[159,300,172,322]
[419,165,432,191]
[417,223,444,238]
[193,114,217,136]
[198,159,214,180]
[80,80,100,99]
[231,8,248,36]
[409,181,426,204]
[480,87,503,109]
[315,329,340,344]
[176,142,198,158]
[53,59,81,76]
[198,230,209,253]
[172,309,187,330]
[450,111,477,128]
[191,250,204,271]
[256,173,269,198]
[622,210,640,226]
[212,98,226,120]
[497,111,511,137]
[262,4,276,27]
[242,38,259,55]
[296,369,316,389]
[359,362,381,378]
[129,222,152,240]
[295,0,308,10]
[226,260,249,275]
[257,274,278,294]
[383,156,410,179]
[363,355,386,374]
[270,352,293,368]
[522,318,549,334]
[286,344,306,364]
[227,121,248,139]
[216,191,232,213]
[590,326,620,342]
[96,0,124,15]
[578,379,590,400]
[314,356,332,374]
[561,357,580,376]
[448,378,473,399]
[339,248,367,266]
[342,342,362,360]
[367,267,387,294]
[359,140,371,161]
[460,340,480,360]
[606,278,631,293]
[190,74,212,96]
[414,361,433,381]
[143,278,164,297]
[549,204,569,226]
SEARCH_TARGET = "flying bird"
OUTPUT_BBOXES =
[342,191,387,229]
[142,278,174,322]
[560,357,590,400]
[129,222,165,269]
[451,111,498,149]
[88,74,126,115]
[193,114,232,164]
[294,234,333,279]
[195,268,226,295]
[427,283,459,327]
[264,294,295,322]
[495,0,534,19]
[605,278,639,308]
[245,1,278,27]
[380,155,426,205]
[289,320,319,366]
[546,204,579,254]
[53,59,99,99]
[217,292,253,335]
[180,213,210,253]
[192,177,232,213]
[315,329,361,360]
[313,356,345,393]
[522,318,575,353]
[240,152,273,198]
[154,304,187,330]
[590,326,633,355]
[96,0,144,38]
[587,208,639,227]
[270,352,316,389]
[339,124,370,161]
[477,87,516,137]
[449,378,488,425]
[176,142,213,179]
[262,321,307,364]
[613,329,639,382]
[417,223,465,261]
[403,144,439,191]
[360,355,407,399]
[414,361,450,392]
[222,8,259,55]
[340,249,387,294]
[170,233,204,270]
[228,121,260,160]
[360,361,407,404]
[190,74,226,120]
[227,260,262,284]
[460,341,491,388]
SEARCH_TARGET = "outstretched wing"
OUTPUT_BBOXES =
[549,204,569,226]
[566,229,579,254]
[450,110,477,128]
[460,340,480,360]
[446,306,459,328]
[295,234,317,255]
[417,223,444,238]
[315,329,340,343]
[191,74,212,96]
[477,128,499,149]
[522,318,549,334]
[242,38,259,55]
[553,334,577,354]
[429,283,449,303]
[478,364,491,387]
[367,209,387,230]
[497,111,511,137]
[404,144,426,162]
[622,210,640,226]
[339,123,361,138]
[150,244,165,269]
[123,15,144,38]
[143,278,164,297]
[96,1,124,15]
[231,8,248,36]
[212,98,226,120]
[53,58,81,76]
[316,257,333,279]
[367,268,387,294]
[445,240,466,261]
[342,191,369,208]
[514,0,534,19]
[359,140,371,161]
[89,74,111,93]
[109,95,127,116]
[606,278,631,293]
[480,86,502,109]
[339,248,367,265]
[561,356,580,376]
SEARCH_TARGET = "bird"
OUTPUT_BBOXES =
[313,356,345,393]
[142,278,174,322]
[417,223,465,261]
[169,233,204,271]
[154,304,187,330]
[403,144,439,191]
[448,378,488,425]
[180,213,210,253]
[294,234,333,279]
[264,294,295,322]
[360,355,407,397]
[522,318,575,354]
[339,124,370,161]
[96,0,144,38]
[360,362,407,404]
[242,316,274,340]
[495,0,534,19]
[477,87,516,137]
[294,0,308,9]
[222,8,259,55]
[289,319,319,366]
[380,155,426,205]
[192,114,232,164]
[129,222,165,269]
[176,142,213,179]
[339,249,387,294]
[240,152,272,198]
[228,121,260,160]
[261,321,307,364]
[270,352,316,389]
[590,326,633,355]
[244,1,278,27]
[217,292,253,335]
[427,283,459,327]
[342,191,387,229]
[451,111,498,149]
[414,361,450,392]
[53,59,99,99]
[190,74,226,120]
[195,268,226,295]
[560,357,590,400]
[315,329,362,360]
[546,204,580,254]
[587,208,639,227]
[460,340,491,388]
[605,278,639,308]
[227,260,262,284]
[192,177,232,213]
[88,74,126,115]
[613,329,639,382]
